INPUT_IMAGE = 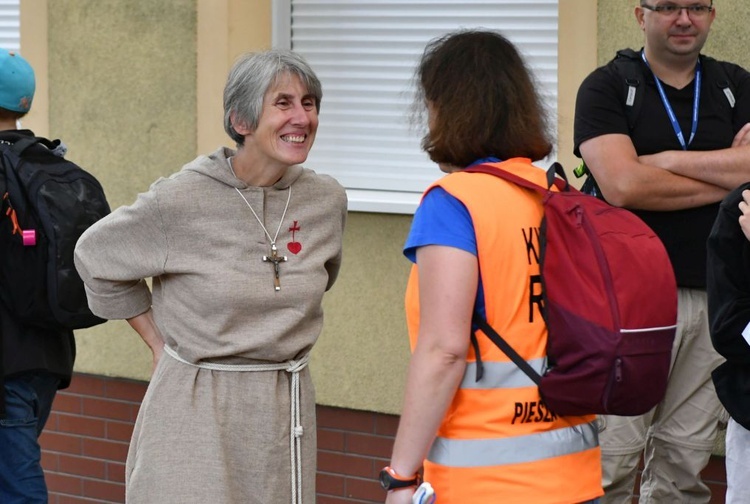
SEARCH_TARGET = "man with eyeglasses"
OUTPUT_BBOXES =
[574,1,750,503]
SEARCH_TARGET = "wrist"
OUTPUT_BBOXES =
[379,465,421,491]
[387,486,415,495]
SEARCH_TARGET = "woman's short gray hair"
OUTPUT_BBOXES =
[223,49,322,146]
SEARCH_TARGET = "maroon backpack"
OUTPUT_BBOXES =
[466,162,677,416]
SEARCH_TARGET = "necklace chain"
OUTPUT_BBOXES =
[228,157,291,246]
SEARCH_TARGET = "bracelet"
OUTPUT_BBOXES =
[384,466,418,480]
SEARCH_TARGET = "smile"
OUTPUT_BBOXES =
[281,134,306,144]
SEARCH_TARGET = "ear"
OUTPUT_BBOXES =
[635,6,645,29]
[230,111,253,136]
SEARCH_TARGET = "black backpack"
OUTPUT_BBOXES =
[0,136,110,330]
[576,49,736,196]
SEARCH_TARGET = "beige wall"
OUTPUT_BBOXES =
[19,0,47,137]
[19,0,750,418]
[558,0,598,172]
[196,0,272,154]
[314,213,412,412]
[20,0,414,413]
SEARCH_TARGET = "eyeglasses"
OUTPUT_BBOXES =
[641,4,713,18]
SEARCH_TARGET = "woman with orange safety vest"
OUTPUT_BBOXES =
[381,30,604,504]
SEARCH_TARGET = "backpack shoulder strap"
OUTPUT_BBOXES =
[10,136,60,156]
[473,315,543,385]
[612,48,646,131]
[11,137,39,155]
[701,55,736,109]
[573,49,643,186]
[610,50,737,128]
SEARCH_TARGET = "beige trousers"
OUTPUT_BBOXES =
[599,288,727,504]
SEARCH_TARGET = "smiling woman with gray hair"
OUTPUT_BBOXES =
[74,49,346,504]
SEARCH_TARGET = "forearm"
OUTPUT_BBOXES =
[580,134,728,211]
[387,245,476,482]
[127,309,164,354]
[388,344,467,477]
[597,163,728,210]
[644,146,750,191]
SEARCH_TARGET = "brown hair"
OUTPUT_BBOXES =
[415,30,552,167]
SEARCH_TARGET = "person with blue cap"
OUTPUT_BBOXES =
[0,48,76,503]
[0,48,35,115]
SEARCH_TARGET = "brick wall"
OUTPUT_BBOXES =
[40,373,728,503]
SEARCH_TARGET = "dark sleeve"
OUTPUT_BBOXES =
[573,64,631,158]
[707,182,750,363]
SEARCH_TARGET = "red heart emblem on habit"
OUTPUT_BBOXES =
[287,242,302,254]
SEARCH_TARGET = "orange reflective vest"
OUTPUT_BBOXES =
[405,158,602,503]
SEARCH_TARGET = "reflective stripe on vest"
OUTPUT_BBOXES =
[427,420,598,467]
[461,357,546,389]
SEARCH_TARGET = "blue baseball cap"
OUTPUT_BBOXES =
[0,48,35,113]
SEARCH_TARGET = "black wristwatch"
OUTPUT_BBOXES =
[379,466,421,491]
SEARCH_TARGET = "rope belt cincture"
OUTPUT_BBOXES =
[163,345,310,504]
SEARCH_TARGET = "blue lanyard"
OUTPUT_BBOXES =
[641,50,701,150]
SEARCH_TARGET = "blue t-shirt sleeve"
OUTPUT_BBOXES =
[403,186,477,263]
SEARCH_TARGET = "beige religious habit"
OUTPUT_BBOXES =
[73,147,347,503]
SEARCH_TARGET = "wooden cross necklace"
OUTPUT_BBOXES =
[228,157,292,291]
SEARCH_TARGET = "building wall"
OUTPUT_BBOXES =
[18,0,604,417]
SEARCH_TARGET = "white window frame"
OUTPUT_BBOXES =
[0,0,20,51]
[273,1,558,214]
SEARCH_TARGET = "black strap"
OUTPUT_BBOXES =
[547,161,568,189]
[10,136,60,157]
[469,333,484,382]
[10,136,40,156]
[613,49,646,132]
[472,314,542,386]
[0,367,4,419]
[614,49,734,119]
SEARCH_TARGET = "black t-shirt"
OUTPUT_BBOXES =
[574,50,750,288]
